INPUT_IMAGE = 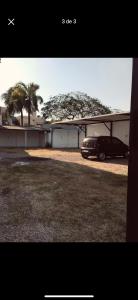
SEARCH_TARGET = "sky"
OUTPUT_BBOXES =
[0,58,132,115]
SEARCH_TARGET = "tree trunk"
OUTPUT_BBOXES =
[21,110,23,127]
[27,99,31,126]
[28,111,30,127]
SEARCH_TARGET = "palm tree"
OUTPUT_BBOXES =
[16,82,43,126]
[11,86,26,126]
[2,87,18,125]
[2,85,25,126]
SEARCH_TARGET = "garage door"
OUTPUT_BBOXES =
[27,131,45,148]
[0,130,25,147]
[52,129,78,148]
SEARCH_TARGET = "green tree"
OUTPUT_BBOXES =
[41,92,112,121]
[16,82,43,126]
[2,86,25,126]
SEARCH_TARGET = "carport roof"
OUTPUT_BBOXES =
[52,112,130,125]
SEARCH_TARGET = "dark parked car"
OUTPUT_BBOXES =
[81,136,129,161]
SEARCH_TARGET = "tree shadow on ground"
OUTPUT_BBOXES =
[0,149,128,242]
[0,148,50,161]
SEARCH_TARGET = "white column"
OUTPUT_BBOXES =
[44,131,47,147]
[24,131,27,148]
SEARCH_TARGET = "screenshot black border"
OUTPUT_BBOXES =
[0,5,138,300]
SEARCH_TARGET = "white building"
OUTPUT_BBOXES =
[86,114,130,145]
[0,106,13,126]
[44,112,130,148]
[0,112,130,149]
[43,124,85,148]
[17,112,45,127]
[0,126,46,148]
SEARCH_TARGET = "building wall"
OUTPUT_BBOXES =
[0,130,25,147]
[0,113,2,125]
[27,131,45,148]
[52,128,78,148]
[87,122,111,137]
[87,120,130,145]
[17,115,45,127]
[112,120,130,145]
[0,130,46,148]
[0,107,6,125]
[47,128,85,148]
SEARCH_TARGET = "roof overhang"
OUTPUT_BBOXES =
[52,112,130,126]
[0,126,45,131]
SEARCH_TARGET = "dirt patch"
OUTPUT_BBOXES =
[26,148,128,175]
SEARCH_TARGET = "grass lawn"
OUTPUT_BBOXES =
[0,149,128,242]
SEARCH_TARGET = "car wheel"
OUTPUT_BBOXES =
[82,154,88,159]
[123,151,129,158]
[98,152,106,161]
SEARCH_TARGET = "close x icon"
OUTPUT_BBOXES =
[8,18,15,26]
